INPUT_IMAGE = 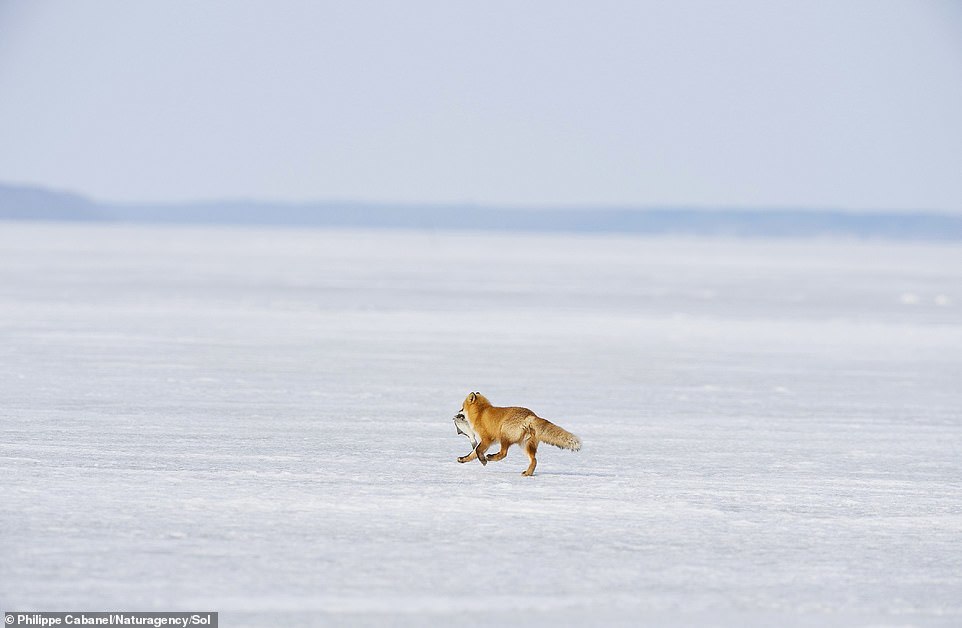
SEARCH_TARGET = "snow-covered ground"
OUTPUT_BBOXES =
[1,222,960,626]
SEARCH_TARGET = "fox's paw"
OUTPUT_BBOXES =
[457,456,470,463]
[521,470,534,477]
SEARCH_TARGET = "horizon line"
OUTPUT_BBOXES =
[1,179,956,217]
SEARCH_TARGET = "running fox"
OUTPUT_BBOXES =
[454,392,581,476]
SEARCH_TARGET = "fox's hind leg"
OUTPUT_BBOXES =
[521,438,539,476]
[458,438,492,463]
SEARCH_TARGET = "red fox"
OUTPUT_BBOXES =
[454,392,581,476]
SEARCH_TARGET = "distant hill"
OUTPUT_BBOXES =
[0,182,104,220]
[2,181,961,240]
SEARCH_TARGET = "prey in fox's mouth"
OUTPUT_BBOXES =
[453,412,486,466]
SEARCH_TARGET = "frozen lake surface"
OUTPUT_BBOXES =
[1,222,961,626]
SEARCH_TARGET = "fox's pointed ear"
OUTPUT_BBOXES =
[469,392,477,403]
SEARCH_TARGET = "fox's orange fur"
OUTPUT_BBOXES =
[456,392,581,476]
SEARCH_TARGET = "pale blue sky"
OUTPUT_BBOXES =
[1,1,960,211]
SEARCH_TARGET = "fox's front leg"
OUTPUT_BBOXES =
[458,438,492,463]
[485,442,510,462]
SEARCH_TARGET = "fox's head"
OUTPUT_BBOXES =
[459,391,488,418]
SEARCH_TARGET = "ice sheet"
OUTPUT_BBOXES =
[1,223,960,626]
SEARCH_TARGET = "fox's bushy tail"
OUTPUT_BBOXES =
[531,417,582,451]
